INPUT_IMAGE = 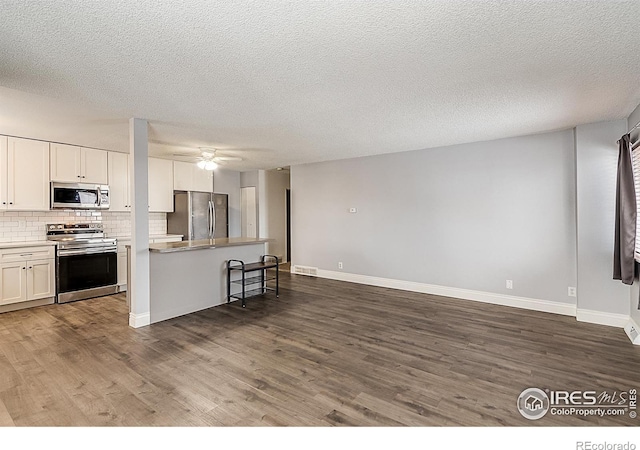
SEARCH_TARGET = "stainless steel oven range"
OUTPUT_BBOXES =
[47,223,118,303]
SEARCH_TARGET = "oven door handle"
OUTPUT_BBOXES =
[58,248,117,256]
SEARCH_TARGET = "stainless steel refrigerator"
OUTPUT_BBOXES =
[167,192,228,240]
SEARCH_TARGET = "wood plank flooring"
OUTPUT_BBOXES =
[0,270,638,426]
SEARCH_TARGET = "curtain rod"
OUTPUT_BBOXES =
[630,119,640,134]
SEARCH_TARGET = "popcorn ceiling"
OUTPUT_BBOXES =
[0,1,639,170]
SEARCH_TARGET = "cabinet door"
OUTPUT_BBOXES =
[173,160,193,191]
[50,143,82,182]
[148,158,174,212]
[0,136,7,209]
[193,165,214,192]
[26,259,55,301]
[0,261,27,306]
[107,151,130,212]
[82,148,108,184]
[173,161,213,192]
[7,138,50,211]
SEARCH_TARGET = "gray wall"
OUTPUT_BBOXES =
[240,170,258,188]
[213,168,241,237]
[576,120,630,316]
[292,129,577,305]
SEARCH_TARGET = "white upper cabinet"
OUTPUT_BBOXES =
[107,151,130,212]
[81,148,108,184]
[0,137,50,211]
[50,143,108,184]
[108,154,174,212]
[148,158,174,212]
[173,161,213,192]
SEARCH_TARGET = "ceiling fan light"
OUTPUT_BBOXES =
[204,160,218,170]
[197,160,207,169]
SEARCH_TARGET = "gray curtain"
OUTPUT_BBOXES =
[613,134,636,285]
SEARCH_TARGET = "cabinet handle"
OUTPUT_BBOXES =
[82,175,86,178]
[9,202,13,205]
[2,202,5,205]
[28,266,32,269]
[22,267,25,270]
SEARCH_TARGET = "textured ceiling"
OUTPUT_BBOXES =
[1,1,640,170]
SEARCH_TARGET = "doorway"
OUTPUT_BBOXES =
[241,186,257,238]
[286,188,291,263]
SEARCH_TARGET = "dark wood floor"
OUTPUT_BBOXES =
[0,271,638,426]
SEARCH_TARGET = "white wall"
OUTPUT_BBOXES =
[627,103,640,327]
[213,168,241,237]
[263,169,290,260]
[575,120,630,318]
[292,129,577,306]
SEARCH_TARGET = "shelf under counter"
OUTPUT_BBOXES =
[144,239,269,324]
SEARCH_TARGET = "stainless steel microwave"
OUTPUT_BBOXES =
[51,182,110,209]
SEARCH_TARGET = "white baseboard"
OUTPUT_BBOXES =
[624,317,640,345]
[315,269,577,317]
[576,309,629,328]
[129,312,150,328]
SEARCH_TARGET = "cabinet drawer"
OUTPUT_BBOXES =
[0,246,55,263]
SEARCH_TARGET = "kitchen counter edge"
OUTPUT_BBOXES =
[0,241,58,249]
[128,237,272,253]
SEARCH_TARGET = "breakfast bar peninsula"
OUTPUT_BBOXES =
[132,237,271,324]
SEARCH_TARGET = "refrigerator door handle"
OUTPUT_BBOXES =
[212,200,217,238]
[208,200,214,238]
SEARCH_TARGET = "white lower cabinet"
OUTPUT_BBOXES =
[27,259,55,300]
[0,262,26,305]
[0,246,55,306]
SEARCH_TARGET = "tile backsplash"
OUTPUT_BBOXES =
[0,211,167,242]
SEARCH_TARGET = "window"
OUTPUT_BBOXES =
[631,139,640,261]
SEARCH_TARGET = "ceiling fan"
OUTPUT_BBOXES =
[173,148,243,170]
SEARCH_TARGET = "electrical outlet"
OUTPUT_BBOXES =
[506,280,513,289]
[349,207,357,213]
[338,262,343,269]
[18,220,26,229]
[568,287,577,297]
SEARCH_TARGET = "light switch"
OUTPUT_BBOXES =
[349,207,357,213]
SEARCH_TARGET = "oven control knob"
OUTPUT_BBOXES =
[58,225,63,229]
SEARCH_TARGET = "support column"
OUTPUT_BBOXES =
[129,118,150,328]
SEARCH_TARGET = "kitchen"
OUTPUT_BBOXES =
[0,134,248,317]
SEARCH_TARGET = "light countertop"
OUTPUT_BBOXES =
[0,241,57,249]
[146,237,271,253]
